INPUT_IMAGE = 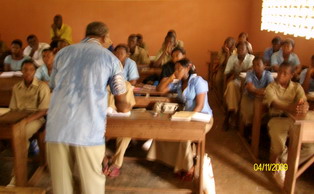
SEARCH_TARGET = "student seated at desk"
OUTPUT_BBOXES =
[8,59,50,186]
[159,46,186,82]
[35,48,54,83]
[148,58,213,180]
[212,37,236,98]
[136,33,149,53]
[114,44,139,86]
[223,41,254,130]
[153,33,177,67]
[300,55,314,93]
[240,56,274,126]
[263,62,314,182]
[23,35,50,67]
[127,34,150,66]
[271,38,301,75]
[263,36,281,68]
[4,39,30,71]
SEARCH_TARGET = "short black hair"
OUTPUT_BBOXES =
[280,61,295,73]
[128,34,137,41]
[176,58,196,76]
[136,34,143,40]
[42,48,53,54]
[21,59,38,70]
[85,21,108,37]
[50,40,59,50]
[271,36,281,45]
[236,41,249,50]
[282,38,295,48]
[114,44,129,53]
[253,56,263,64]
[11,39,23,48]
[26,34,37,41]
[224,37,236,45]
[171,46,186,55]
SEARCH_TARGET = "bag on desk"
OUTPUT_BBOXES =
[203,153,216,194]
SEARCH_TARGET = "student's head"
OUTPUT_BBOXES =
[224,37,236,50]
[42,48,54,69]
[10,39,23,55]
[85,21,109,46]
[282,38,294,55]
[236,41,248,56]
[53,14,63,29]
[166,30,177,38]
[136,34,143,44]
[114,44,129,63]
[252,56,265,77]
[164,34,176,47]
[277,62,294,86]
[21,59,37,83]
[26,35,39,48]
[174,58,196,80]
[238,32,248,42]
[57,39,69,51]
[50,40,59,53]
[271,36,281,52]
[171,47,186,63]
[128,34,138,50]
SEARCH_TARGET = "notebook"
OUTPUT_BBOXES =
[171,111,212,122]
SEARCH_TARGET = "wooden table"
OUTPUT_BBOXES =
[0,111,33,186]
[0,76,22,107]
[106,111,209,194]
[284,111,314,194]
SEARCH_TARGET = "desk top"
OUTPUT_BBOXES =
[288,111,314,123]
[133,84,166,96]
[106,111,208,141]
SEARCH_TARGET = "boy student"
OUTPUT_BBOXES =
[127,34,150,66]
[154,33,176,67]
[4,39,30,71]
[264,62,314,182]
[159,46,186,81]
[114,44,139,86]
[23,35,50,67]
[223,41,255,130]
[263,36,281,67]
[240,56,274,125]
[300,55,314,93]
[271,38,301,75]
[8,59,50,186]
[35,48,55,83]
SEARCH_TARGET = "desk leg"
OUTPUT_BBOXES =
[251,98,263,159]
[11,120,27,186]
[199,138,205,194]
[284,125,302,194]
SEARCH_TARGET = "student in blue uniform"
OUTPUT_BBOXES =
[114,44,139,86]
[148,58,213,180]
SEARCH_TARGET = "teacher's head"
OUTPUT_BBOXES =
[85,21,109,46]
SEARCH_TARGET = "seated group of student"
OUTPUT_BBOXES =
[1,15,214,185]
[212,32,314,183]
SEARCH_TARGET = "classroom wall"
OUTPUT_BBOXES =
[0,0,252,79]
[248,0,314,67]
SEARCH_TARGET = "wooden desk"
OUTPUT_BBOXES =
[106,111,208,194]
[284,111,314,194]
[0,111,33,186]
[0,76,22,107]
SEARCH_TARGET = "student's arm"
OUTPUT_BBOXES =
[4,56,11,71]
[246,82,265,96]
[127,60,139,86]
[129,80,137,86]
[156,73,175,93]
[26,110,47,123]
[153,50,167,67]
[302,68,314,93]
[193,93,206,112]
[109,74,132,112]
[4,63,11,71]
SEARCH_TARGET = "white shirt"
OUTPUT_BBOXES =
[23,42,50,67]
[224,53,255,75]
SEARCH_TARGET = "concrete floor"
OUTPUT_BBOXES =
[0,92,313,193]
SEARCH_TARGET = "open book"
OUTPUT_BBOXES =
[171,111,212,122]
[0,71,23,78]
[106,107,131,117]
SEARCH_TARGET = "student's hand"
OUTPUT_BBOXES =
[31,44,39,51]
[165,42,173,54]
[223,45,230,55]
[51,23,57,31]
[296,100,309,114]
[255,89,265,96]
